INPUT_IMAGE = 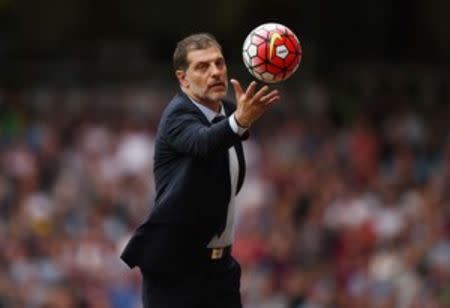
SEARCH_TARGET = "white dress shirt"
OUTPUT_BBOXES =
[189,100,247,247]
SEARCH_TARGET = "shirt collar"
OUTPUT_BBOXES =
[189,97,226,123]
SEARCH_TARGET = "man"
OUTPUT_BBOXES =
[121,33,280,308]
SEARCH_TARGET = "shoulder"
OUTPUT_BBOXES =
[166,92,196,113]
[160,92,200,120]
[158,92,209,133]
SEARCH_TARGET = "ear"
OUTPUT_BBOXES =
[176,70,189,88]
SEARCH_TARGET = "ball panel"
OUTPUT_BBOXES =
[257,44,267,61]
[275,45,289,59]
[287,57,300,72]
[243,36,251,51]
[251,70,263,81]
[261,72,275,82]
[270,55,285,68]
[243,51,251,67]
[263,23,278,31]
[251,34,266,45]
[275,72,286,81]
[251,56,264,67]
[252,63,267,75]
[254,28,269,39]
[266,63,282,75]
[284,53,296,67]
[247,45,258,57]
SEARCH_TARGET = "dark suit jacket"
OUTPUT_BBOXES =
[120,91,247,273]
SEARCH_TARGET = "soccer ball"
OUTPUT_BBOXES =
[242,23,302,83]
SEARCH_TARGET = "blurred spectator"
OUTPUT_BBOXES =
[0,78,449,307]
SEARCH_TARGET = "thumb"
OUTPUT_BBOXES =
[230,79,244,99]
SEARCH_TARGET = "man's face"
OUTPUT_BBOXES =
[176,45,228,105]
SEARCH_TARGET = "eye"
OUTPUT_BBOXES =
[195,62,209,71]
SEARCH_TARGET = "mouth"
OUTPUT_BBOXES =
[209,81,226,90]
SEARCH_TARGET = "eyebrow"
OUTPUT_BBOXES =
[195,56,224,66]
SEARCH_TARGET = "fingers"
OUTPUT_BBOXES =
[265,94,280,106]
[253,85,270,101]
[245,81,258,98]
[260,89,279,104]
[232,78,280,107]
[230,79,244,98]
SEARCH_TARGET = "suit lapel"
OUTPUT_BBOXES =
[176,91,211,126]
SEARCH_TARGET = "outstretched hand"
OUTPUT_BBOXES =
[230,79,280,128]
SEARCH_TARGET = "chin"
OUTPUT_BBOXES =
[210,91,227,102]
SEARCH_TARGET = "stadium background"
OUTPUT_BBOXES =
[0,0,449,307]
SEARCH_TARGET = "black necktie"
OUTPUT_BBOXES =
[212,115,226,124]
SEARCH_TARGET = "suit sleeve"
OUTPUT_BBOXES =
[163,108,243,158]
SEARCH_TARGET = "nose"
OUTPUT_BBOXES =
[211,63,222,76]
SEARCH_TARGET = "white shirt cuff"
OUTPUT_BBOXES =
[228,113,248,136]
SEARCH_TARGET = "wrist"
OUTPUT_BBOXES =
[234,114,250,128]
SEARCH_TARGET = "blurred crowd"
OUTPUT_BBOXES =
[0,79,449,308]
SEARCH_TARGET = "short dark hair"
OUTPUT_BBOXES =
[173,33,222,71]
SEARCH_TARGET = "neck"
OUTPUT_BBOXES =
[201,101,221,113]
[183,91,221,113]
